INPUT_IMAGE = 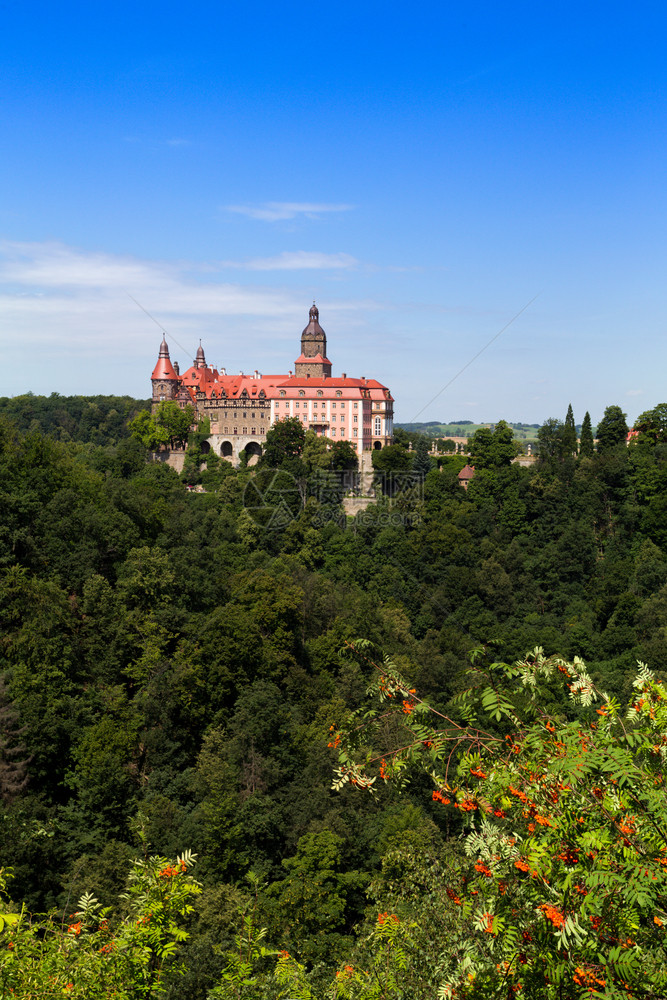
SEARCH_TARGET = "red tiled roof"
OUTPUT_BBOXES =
[458,464,475,480]
[293,353,332,365]
[151,357,178,380]
[278,376,389,391]
[177,367,290,400]
[161,356,391,404]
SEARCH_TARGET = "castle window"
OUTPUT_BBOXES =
[332,415,336,422]
[336,390,342,397]
[374,417,382,435]
[354,402,358,409]
[251,412,255,418]
[353,428,358,437]
[251,427,256,435]
[299,390,305,397]
[331,428,336,436]
[234,427,237,434]
[279,390,285,397]
[295,402,300,409]
[317,390,323,397]
[243,427,247,434]
[354,415,358,423]
[332,402,336,409]
[243,412,247,418]
[159,395,165,401]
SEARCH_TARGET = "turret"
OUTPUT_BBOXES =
[194,341,207,369]
[151,336,179,408]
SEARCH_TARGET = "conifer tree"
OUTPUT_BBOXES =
[562,402,577,456]
[412,438,432,478]
[579,410,594,456]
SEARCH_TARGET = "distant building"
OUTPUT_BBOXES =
[151,304,394,463]
[457,464,475,490]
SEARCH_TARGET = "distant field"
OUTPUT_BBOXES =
[397,421,542,440]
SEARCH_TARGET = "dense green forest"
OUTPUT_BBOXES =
[2,397,667,997]
[0,393,150,444]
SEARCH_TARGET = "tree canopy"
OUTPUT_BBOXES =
[261,417,306,466]
[596,405,629,454]
[0,393,666,999]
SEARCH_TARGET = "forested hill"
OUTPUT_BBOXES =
[398,419,551,440]
[2,406,667,997]
[0,393,150,444]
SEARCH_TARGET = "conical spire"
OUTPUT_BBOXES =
[151,335,178,382]
[194,340,207,369]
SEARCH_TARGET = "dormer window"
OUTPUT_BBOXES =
[299,390,305,397]
[336,390,342,397]
[317,390,323,397]
[279,390,286,397]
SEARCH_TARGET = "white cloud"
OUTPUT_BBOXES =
[222,251,359,271]
[626,389,644,397]
[0,240,176,290]
[224,202,354,222]
[0,240,380,397]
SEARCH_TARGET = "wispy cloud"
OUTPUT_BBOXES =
[224,202,354,222]
[0,240,379,398]
[626,389,644,397]
[166,138,190,147]
[0,241,303,323]
[222,251,359,271]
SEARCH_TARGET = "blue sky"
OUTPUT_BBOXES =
[1,1,666,425]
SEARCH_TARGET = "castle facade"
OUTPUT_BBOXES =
[151,304,394,463]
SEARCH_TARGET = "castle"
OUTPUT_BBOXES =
[151,304,394,464]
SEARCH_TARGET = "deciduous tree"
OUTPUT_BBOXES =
[596,405,628,454]
[261,417,305,467]
[322,641,667,999]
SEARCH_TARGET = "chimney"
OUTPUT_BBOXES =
[174,361,180,375]
[342,372,347,379]
[254,370,259,378]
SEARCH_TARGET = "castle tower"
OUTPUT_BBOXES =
[151,335,179,408]
[294,303,332,378]
[194,341,207,369]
